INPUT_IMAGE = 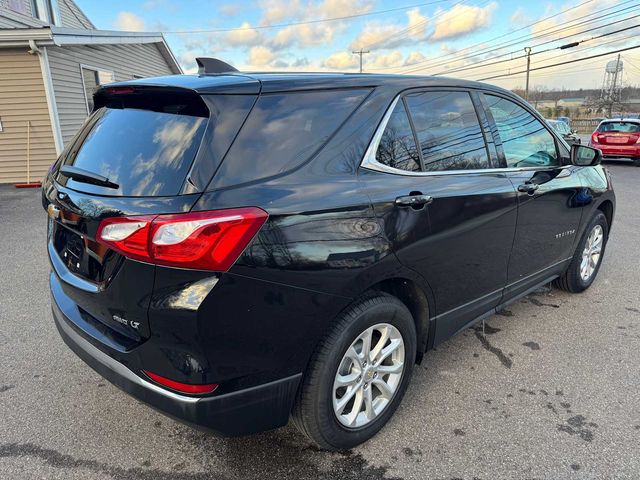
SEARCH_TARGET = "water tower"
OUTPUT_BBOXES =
[600,56,623,115]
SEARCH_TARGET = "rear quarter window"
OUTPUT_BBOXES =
[210,89,370,187]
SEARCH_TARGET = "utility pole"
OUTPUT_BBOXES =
[352,49,370,73]
[608,54,621,117]
[524,47,532,101]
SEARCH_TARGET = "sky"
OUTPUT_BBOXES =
[76,0,640,90]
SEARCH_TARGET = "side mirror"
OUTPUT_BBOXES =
[571,144,601,166]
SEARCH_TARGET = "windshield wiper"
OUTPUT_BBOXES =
[59,165,119,189]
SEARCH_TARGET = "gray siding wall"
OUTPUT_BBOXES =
[58,0,93,29]
[47,43,174,144]
[0,0,93,28]
[0,0,33,18]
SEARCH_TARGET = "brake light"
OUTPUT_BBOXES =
[143,370,218,395]
[106,86,136,95]
[96,207,268,271]
[591,132,599,144]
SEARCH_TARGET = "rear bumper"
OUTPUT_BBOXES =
[51,280,301,436]
[592,143,640,159]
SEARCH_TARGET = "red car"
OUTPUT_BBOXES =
[590,119,640,166]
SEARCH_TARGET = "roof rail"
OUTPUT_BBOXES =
[196,57,238,74]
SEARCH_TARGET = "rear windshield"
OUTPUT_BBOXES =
[56,90,208,197]
[598,122,640,133]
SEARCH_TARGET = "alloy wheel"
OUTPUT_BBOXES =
[580,224,603,281]
[332,323,405,428]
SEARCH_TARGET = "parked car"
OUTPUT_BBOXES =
[557,116,571,126]
[546,119,581,145]
[43,63,616,450]
[590,118,640,166]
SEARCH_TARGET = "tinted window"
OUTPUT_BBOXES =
[58,92,208,196]
[213,89,369,186]
[375,100,420,172]
[598,122,640,133]
[405,91,489,171]
[485,95,558,168]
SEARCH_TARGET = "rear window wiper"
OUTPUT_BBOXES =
[59,165,119,189]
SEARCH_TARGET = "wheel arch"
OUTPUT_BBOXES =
[365,276,435,363]
[596,199,614,232]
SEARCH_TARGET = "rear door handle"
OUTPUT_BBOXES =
[395,194,433,209]
[517,183,539,194]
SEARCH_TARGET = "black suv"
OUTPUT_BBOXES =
[43,64,615,450]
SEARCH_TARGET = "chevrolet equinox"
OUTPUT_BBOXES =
[43,60,615,450]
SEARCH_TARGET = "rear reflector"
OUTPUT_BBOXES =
[143,370,218,395]
[96,207,267,271]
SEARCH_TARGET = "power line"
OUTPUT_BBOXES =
[464,32,639,82]
[395,0,638,74]
[427,17,640,77]
[162,0,453,34]
[477,44,640,81]
[371,0,603,72]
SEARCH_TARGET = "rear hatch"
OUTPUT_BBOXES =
[45,83,257,349]
[593,121,640,145]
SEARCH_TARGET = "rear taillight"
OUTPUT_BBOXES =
[96,207,268,271]
[591,132,599,144]
[143,370,218,395]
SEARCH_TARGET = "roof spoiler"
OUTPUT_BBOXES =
[196,57,238,74]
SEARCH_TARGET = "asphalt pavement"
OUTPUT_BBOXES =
[1,160,639,480]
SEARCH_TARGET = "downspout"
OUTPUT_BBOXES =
[28,38,64,156]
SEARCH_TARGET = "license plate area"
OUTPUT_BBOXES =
[52,221,121,284]
[607,136,628,144]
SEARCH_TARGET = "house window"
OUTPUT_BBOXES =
[81,66,115,113]
[31,0,61,25]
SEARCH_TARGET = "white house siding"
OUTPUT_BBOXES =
[47,42,174,144]
[0,48,57,183]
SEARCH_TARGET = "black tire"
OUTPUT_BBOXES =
[633,158,640,167]
[554,211,608,293]
[292,293,417,450]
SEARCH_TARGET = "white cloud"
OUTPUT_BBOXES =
[225,22,262,47]
[350,8,429,50]
[531,0,617,38]
[248,46,276,66]
[272,23,336,49]
[113,11,146,31]
[260,0,373,49]
[404,51,427,66]
[219,4,243,16]
[322,51,359,70]
[258,0,303,24]
[510,7,530,26]
[431,2,497,41]
[372,51,404,69]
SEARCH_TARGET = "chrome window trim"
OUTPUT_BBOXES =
[360,92,572,177]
